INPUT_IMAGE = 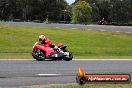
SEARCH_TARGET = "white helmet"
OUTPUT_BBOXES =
[39,35,45,43]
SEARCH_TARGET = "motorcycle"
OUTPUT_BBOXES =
[32,42,73,61]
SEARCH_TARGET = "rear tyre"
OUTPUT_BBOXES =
[32,49,46,61]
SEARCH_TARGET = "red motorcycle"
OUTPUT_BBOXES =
[32,42,73,61]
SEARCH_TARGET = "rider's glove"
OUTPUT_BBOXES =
[54,46,58,49]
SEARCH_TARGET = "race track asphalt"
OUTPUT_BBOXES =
[0,59,132,87]
[1,22,132,33]
[0,22,132,87]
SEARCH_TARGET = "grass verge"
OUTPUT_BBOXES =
[0,24,132,59]
[26,83,132,88]
[1,54,132,59]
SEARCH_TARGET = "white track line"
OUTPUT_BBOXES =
[116,31,120,33]
[0,59,32,60]
[87,29,92,30]
[36,74,62,76]
[0,59,132,60]
[100,30,106,32]
[71,28,77,29]
[126,32,131,33]
[127,27,132,28]
[73,59,132,61]
[56,27,60,29]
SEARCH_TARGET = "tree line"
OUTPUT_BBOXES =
[74,0,132,24]
[0,0,67,22]
[0,0,131,24]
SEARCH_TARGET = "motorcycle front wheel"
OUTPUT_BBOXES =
[63,52,73,61]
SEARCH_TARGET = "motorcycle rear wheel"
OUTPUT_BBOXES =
[32,49,46,61]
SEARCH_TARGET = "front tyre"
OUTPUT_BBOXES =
[76,76,86,85]
[32,49,46,61]
[63,52,73,61]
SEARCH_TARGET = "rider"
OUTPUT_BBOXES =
[38,34,58,49]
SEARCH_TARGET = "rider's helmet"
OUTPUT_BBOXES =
[39,35,45,44]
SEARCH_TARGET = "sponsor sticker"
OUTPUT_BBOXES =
[76,67,131,85]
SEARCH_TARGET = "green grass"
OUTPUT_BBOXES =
[46,84,132,88]
[0,24,132,59]
[30,83,132,88]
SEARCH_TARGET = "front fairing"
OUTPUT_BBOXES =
[50,52,64,58]
[32,43,54,57]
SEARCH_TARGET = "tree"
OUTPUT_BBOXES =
[110,0,131,23]
[97,1,110,22]
[91,3,100,22]
[71,6,79,23]
[72,0,92,24]
[0,0,68,22]
[0,0,10,21]
[43,0,68,22]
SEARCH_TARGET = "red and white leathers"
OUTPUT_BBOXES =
[38,35,58,49]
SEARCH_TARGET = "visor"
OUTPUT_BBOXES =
[39,38,43,42]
